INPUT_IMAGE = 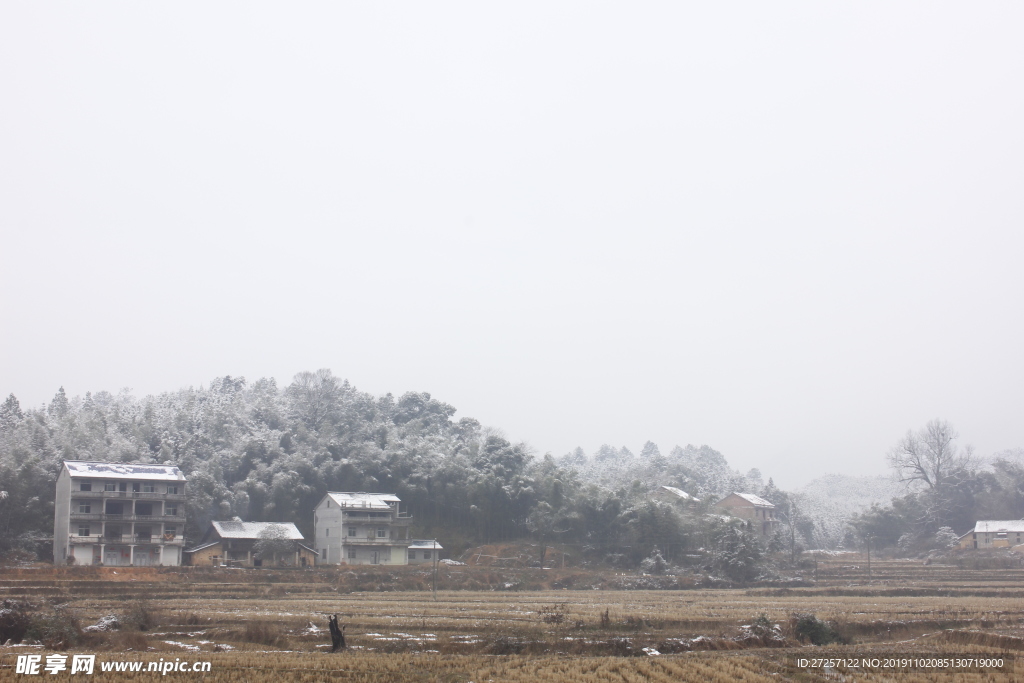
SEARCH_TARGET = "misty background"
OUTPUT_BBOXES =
[2,3,1022,488]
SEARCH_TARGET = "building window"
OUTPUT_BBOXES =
[78,502,91,514]
[408,551,416,561]
[104,482,117,492]
[166,505,177,516]
[321,549,326,559]
[167,485,178,494]
[423,551,431,559]
[348,527,357,537]
[143,483,155,493]
[164,526,177,540]
[80,482,92,492]
[376,528,387,538]
[347,548,357,559]
[78,525,90,537]
[325,528,329,537]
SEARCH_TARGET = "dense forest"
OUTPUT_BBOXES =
[1,371,1022,567]
[0,370,783,565]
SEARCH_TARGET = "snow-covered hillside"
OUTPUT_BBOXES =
[796,474,903,548]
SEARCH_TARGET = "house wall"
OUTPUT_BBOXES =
[407,549,439,564]
[974,531,1024,549]
[186,544,224,566]
[161,546,181,566]
[297,546,317,566]
[70,545,93,565]
[314,498,344,563]
[53,468,71,565]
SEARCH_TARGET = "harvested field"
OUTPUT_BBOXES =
[1,553,1023,681]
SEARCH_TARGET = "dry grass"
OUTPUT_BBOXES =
[1,555,1024,680]
[0,649,1016,682]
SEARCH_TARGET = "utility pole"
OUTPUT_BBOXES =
[866,536,871,580]
[788,500,797,566]
[432,539,438,601]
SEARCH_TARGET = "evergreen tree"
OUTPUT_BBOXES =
[0,394,22,432]
[48,387,69,418]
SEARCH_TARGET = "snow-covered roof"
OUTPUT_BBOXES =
[974,520,1024,534]
[183,541,220,553]
[723,492,775,508]
[658,485,700,502]
[408,540,443,550]
[64,460,186,482]
[325,492,401,510]
[211,521,304,540]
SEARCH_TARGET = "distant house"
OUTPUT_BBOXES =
[313,492,413,565]
[183,521,316,567]
[407,540,442,564]
[958,521,1024,550]
[652,485,700,508]
[715,492,779,537]
[53,460,187,566]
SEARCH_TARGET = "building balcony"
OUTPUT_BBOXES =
[72,491,186,501]
[69,512,186,523]
[133,535,185,546]
[71,535,184,546]
[341,511,392,520]
[69,534,103,544]
[341,537,408,545]
[341,512,413,525]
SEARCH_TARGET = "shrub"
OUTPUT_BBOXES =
[122,599,156,631]
[488,635,525,654]
[935,527,959,549]
[640,548,668,575]
[0,599,33,643]
[749,613,775,638]
[539,605,566,624]
[243,620,289,648]
[791,614,845,645]
[710,526,764,582]
[27,606,82,649]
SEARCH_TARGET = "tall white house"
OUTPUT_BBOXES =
[313,492,412,565]
[54,461,187,566]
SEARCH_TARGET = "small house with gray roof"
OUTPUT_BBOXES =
[958,521,1024,550]
[184,521,316,567]
[313,492,413,565]
[653,485,700,508]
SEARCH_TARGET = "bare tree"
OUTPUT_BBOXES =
[253,525,293,566]
[887,419,975,490]
[286,369,342,430]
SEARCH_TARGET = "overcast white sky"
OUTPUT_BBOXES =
[2,3,1022,487]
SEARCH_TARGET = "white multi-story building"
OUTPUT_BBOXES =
[54,461,187,566]
[313,492,412,565]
